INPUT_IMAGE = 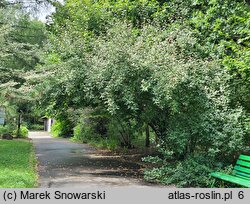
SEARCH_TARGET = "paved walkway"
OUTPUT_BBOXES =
[29,131,157,188]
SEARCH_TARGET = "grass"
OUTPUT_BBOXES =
[0,140,38,188]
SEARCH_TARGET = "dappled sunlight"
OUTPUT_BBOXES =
[28,131,52,139]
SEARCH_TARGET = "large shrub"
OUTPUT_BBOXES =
[51,119,73,138]
[87,23,248,186]
[73,121,96,143]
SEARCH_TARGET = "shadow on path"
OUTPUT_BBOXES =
[29,131,160,188]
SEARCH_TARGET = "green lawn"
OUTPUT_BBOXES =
[0,140,38,188]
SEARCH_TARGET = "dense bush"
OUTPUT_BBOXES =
[51,119,73,137]
[143,155,213,187]
[73,119,120,150]
[143,154,238,187]
[72,110,133,150]
[28,124,44,131]
[1,125,28,138]
[0,125,13,135]
[73,121,96,143]
[13,126,29,138]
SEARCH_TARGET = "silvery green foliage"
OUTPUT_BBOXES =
[80,23,246,160]
[44,22,247,160]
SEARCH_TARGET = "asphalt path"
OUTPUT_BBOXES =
[29,131,158,188]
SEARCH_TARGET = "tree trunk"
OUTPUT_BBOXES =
[145,124,150,147]
[17,113,21,138]
[149,123,160,144]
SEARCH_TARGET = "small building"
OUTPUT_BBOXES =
[42,117,55,132]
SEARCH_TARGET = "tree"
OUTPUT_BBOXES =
[0,1,46,136]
